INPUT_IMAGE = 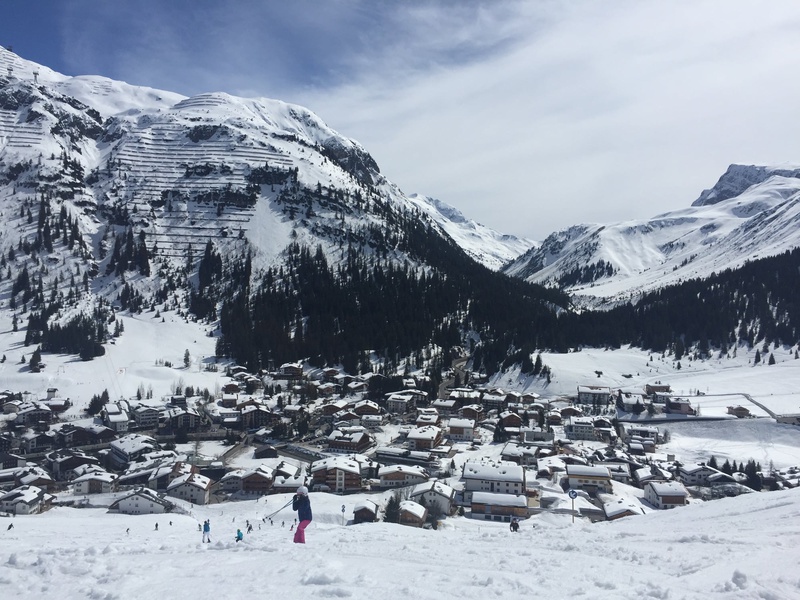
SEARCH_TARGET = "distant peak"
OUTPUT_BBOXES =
[692,164,800,207]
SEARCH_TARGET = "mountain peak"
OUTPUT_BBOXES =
[692,163,800,207]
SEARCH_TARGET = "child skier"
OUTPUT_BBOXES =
[235,528,243,543]
[292,485,312,544]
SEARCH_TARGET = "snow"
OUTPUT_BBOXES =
[2,488,800,599]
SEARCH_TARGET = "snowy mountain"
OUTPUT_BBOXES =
[406,194,535,270]
[503,164,800,306]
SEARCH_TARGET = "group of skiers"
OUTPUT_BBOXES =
[191,484,313,545]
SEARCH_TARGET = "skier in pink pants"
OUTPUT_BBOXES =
[292,485,312,543]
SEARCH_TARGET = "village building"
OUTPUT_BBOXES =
[385,392,417,416]
[459,404,485,422]
[73,470,118,495]
[166,472,212,505]
[377,464,430,488]
[415,408,441,427]
[353,499,380,524]
[564,416,597,441]
[103,403,130,433]
[644,481,689,509]
[677,463,722,486]
[462,461,526,500]
[470,491,528,522]
[45,449,100,481]
[406,426,443,451]
[109,434,159,468]
[577,385,612,405]
[0,484,52,515]
[603,498,646,520]
[409,480,455,517]
[447,417,476,442]
[131,405,161,430]
[398,500,427,527]
[501,441,539,467]
[327,429,373,454]
[220,466,274,496]
[110,487,172,515]
[310,456,363,493]
[565,464,613,495]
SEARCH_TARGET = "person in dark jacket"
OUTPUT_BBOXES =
[292,485,312,543]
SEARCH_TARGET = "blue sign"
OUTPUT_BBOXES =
[568,489,578,499]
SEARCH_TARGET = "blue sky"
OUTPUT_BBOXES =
[3,1,800,240]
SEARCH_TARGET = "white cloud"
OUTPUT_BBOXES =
[46,0,800,239]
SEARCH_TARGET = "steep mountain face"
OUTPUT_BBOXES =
[503,165,800,307]
[0,47,564,374]
[405,194,535,270]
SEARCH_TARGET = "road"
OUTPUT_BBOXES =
[438,356,469,399]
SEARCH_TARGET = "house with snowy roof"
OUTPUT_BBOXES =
[327,428,373,454]
[398,500,427,527]
[459,404,484,422]
[110,487,172,515]
[644,481,689,509]
[377,464,429,488]
[73,470,118,495]
[565,464,613,495]
[406,425,443,451]
[603,498,646,521]
[461,461,526,500]
[310,456,363,493]
[431,399,457,416]
[15,466,56,491]
[415,408,441,427]
[677,463,722,486]
[447,417,476,442]
[147,461,196,492]
[385,392,417,415]
[564,416,598,441]
[19,430,56,454]
[577,385,611,405]
[409,480,455,517]
[166,472,212,505]
[220,466,274,496]
[470,491,528,522]
[103,403,130,433]
[0,484,52,515]
[110,434,159,468]
[500,441,539,467]
[353,499,380,524]
[46,449,101,481]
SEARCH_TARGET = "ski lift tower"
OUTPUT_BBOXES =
[33,70,38,84]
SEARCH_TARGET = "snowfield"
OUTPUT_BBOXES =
[2,487,799,600]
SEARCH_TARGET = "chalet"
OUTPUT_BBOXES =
[320,400,349,420]
[169,395,187,407]
[109,434,159,468]
[377,465,430,488]
[498,411,522,430]
[167,472,212,505]
[471,491,528,522]
[103,403,130,433]
[577,385,611,405]
[15,466,57,492]
[500,442,538,467]
[398,500,427,527]
[45,449,100,481]
[601,462,633,484]
[277,362,304,380]
[663,395,695,415]
[677,463,721,486]
[727,405,751,418]
[415,408,441,427]
[448,388,481,408]
[222,382,241,394]
[14,402,53,426]
[131,404,161,429]
[634,464,672,486]
[20,430,56,454]
[546,410,562,426]
[167,406,202,431]
[0,485,52,515]
[316,382,339,397]
[482,391,508,411]
[447,418,476,442]
[147,461,196,492]
[536,456,567,479]
[406,426,443,451]
[462,461,526,499]
[644,481,689,509]
[327,429,373,454]
[645,383,671,396]
[221,393,239,408]
[351,399,381,416]
[346,380,368,395]
[110,487,172,515]
[85,424,117,444]
[564,416,597,441]
[386,392,417,415]
[73,471,118,495]
[310,456,363,494]
[431,399,457,416]
[409,480,455,517]
[361,414,385,429]
[0,452,26,470]
[241,405,273,430]
[459,404,484,422]
[353,499,379,524]
[603,499,645,521]
[565,464,613,495]
[220,466,274,496]
[0,432,13,452]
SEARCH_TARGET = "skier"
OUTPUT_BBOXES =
[202,519,211,543]
[247,523,253,534]
[235,528,243,543]
[7,523,13,530]
[292,485,312,544]
[154,523,158,531]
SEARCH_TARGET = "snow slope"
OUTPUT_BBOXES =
[1,486,799,599]
[407,194,535,270]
